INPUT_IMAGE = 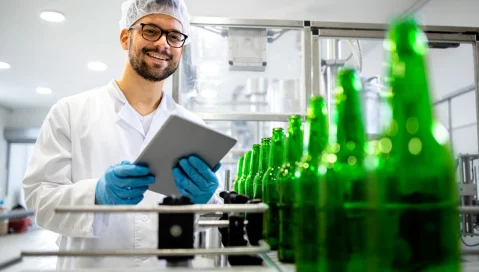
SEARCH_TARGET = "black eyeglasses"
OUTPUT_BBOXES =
[130,23,188,48]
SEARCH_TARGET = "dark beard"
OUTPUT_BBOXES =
[128,41,179,82]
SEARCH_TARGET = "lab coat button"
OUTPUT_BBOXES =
[141,215,149,222]
[142,256,148,261]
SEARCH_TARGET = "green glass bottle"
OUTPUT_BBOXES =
[319,68,369,271]
[237,151,252,195]
[294,97,328,272]
[263,128,285,250]
[377,17,460,271]
[253,138,271,200]
[245,144,261,198]
[278,115,303,263]
[233,156,245,193]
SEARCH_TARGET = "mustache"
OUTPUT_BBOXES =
[142,48,172,59]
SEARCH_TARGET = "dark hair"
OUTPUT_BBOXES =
[145,0,179,11]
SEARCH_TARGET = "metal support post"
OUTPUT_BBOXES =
[312,29,321,97]
[474,37,479,157]
[447,98,454,149]
[172,65,180,103]
[463,156,474,234]
[224,170,231,191]
[303,21,312,110]
[325,38,341,126]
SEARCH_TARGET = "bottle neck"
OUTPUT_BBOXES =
[269,142,285,168]
[335,93,366,163]
[259,145,271,172]
[389,54,435,149]
[250,151,260,174]
[237,159,244,176]
[243,155,252,175]
[285,130,303,164]
[304,118,328,160]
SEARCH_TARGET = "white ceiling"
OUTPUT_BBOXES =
[0,0,434,109]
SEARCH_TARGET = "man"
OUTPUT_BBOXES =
[23,0,223,269]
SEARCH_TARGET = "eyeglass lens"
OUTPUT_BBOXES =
[142,24,186,48]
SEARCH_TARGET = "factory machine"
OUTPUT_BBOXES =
[2,16,479,271]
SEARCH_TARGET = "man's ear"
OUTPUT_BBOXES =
[120,29,130,51]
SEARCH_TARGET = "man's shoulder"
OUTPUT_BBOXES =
[46,84,113,120]
[58,84,110,106]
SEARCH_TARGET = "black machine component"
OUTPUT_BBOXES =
[427,42,460,49]
[218,191,263,266]
[158,196,195,266]
[245,199,263,246]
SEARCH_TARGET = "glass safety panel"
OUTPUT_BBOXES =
[179,24,305,115]
[316,38,391,139]
[316,37,478,196]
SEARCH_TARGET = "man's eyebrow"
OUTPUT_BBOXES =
[143,22,183,33]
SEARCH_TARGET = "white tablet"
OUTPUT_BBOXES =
[134,114,237,196]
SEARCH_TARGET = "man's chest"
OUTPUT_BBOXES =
[69,113,153,181]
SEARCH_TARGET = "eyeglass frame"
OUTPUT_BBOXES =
[129,23,188,48]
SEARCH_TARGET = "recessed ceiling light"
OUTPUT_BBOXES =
[36,87,52,95]
[88,62,107,71]
[40,11,65,23]
[0,62,11,70]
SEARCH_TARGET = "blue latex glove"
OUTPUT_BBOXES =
[95,161,155,205]
[172,156,221,204]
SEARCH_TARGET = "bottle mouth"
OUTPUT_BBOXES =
[289,115,302,121]
[261,137,272,143]
[307,96,327,119]
[387,18,428,56]
[336,69,363,96]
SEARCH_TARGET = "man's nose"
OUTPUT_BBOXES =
[153,33,170,49]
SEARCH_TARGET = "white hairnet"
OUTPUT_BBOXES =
[119,0,191,44]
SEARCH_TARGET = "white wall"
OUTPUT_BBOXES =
[0,108,49,208]
[6,144,34,209]
[7,108,51,129]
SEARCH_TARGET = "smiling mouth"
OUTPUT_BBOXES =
[146,52,169,61]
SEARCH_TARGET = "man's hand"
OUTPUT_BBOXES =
[95,161,155,205]
[172,156,221,204]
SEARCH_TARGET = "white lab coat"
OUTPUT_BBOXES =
[23,80,224,269]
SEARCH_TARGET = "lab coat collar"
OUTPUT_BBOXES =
[107,80,177,138]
